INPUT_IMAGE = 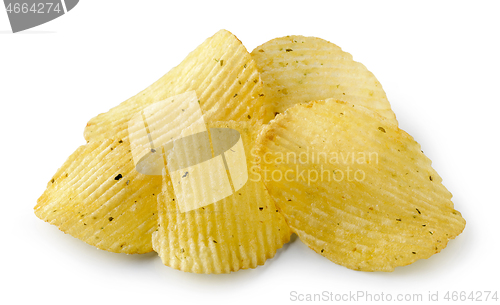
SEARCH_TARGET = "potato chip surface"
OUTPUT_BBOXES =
[35,139,161,253]
[255,99,465,271]
[153,121,291,273]
[251,36,397,124]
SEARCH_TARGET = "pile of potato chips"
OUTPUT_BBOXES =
[35,29,465,273]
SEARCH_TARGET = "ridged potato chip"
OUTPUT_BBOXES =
[251,35,397,124]
[85,29,266,142]
[35,139,161,253]
[36,30,267,253]
[255,99,465,271]
[153,121,291,273]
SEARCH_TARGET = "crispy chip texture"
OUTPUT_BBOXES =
[255,100,465,271]
[36,30,266,253]
[35,139,161,253]
[85,29,265,142]
[152,121,291,273]
[251,36,397,124]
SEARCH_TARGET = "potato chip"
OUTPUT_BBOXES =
[35,138,161,253]
[152,121,291,273]
[251,35,397,124]
[255,99,465,271]
[84,29,266,142]
[36,30,267,253]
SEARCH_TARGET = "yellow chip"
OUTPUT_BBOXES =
[152,121,291,273]
[255,99,465,271]
[251,35,397,124]
[85,29,266,142]
[35,139,161,253]
[36,30,268,253]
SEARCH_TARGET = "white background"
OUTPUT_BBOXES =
[1,1,499,304]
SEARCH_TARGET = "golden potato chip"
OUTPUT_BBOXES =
[36,30,267,253]
[251,35,397,124]
[152,121,291,273]
[255,99,465,271]
[85,29,266,142]
[35,139,161,253]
